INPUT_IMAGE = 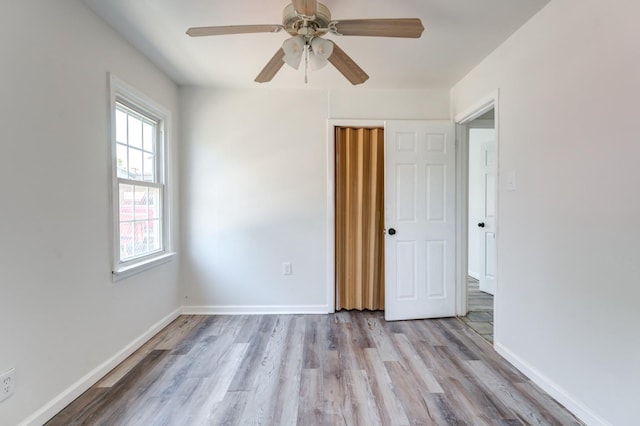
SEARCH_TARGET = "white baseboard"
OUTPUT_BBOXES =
[494,342,611,426]
[181,304,330,315]
[20,308,181,426]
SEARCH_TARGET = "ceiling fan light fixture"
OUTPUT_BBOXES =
[186,2,424,85]
[282,35,305,69]
[309,37,333,70]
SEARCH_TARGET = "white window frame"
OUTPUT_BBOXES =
[109,74,174,280]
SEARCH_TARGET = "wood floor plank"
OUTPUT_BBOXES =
[227,316,276,391]
[422,392,468,425]
[95,315,204,388]
[297,369,323,425]
[274,316,305,424]
[44,388,109,426]
[434,344,518,422]
[233,315,263,343]
[363,315,400,362]
[209,390,251,425]
[182,343,249,423]
[363,348,410,426]
[344,369,383,425]
[321,349,349,425]
[47,349,173,425]
[393,333,444,393]
[513,381,584,425]
[95,336,162,389]
[302,314,322,369]
[466,359,569,425]
[335,318,369,371]
[384,360,435,424]
[154,315,208,351]
[450,321,529,383]
[432,318,481,361]
[237,315,292,425]
[49,312,584,425]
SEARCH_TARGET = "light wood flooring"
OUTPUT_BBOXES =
[48,312,582,425]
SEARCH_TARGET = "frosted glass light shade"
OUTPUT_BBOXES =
[310,37,334,70]
[282,36,305,69]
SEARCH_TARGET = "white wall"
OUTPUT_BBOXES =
[451,0,640,424]
[180,88,449,311]
[0,1,181,424]
[329,88,450,120]
[180,88,329,311]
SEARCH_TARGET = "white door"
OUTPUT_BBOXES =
[478,140,497,295]
[384,121,456,321]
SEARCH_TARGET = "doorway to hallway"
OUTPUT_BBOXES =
[459,106,496,344]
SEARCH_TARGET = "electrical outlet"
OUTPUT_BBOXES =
[282,262,292,276]
[0,368,15,403]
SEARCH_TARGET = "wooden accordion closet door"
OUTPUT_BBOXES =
[335,127,385,311]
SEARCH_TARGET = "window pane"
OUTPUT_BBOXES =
[119,184,134,222]
[134,186,149,221]
[116,109,127,143]
[148,187,161,219]
[128,147,143,179]
[143,153,155,182]
[149,219,161,252]
[133,222,148,256]
[128,115,143,149]
[120,222,134,260]
[116,144,128,178]
[143,122,154,153]
[118,182,162,261]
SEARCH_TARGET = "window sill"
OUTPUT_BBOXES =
[112,252,176,282]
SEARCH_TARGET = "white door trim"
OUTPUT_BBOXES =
[454,124,469,316]
[326,119,385,313]
[454,90,500,329]
[454,91,498,123]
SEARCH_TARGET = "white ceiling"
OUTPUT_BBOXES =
[81,0,550,89]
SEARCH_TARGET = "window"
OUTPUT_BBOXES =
[110,75,173,278]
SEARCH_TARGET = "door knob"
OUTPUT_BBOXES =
[388,228,396,235]
[477,222,485,228]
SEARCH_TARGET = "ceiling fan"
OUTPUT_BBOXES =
[186,0,424,85]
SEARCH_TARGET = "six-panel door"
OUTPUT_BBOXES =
[384,121,456,321]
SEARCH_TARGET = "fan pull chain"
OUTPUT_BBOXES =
[304,44,309,84]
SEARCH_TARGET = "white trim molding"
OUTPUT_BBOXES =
[181,305,330,315]
[20,309,181,426]
[495,343,612,426]
[454,90,500,124]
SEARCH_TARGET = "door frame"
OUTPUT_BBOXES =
[453,90,500,321]
[326,119,385,313]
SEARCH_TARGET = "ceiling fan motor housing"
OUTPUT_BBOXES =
[282,3,331,36]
